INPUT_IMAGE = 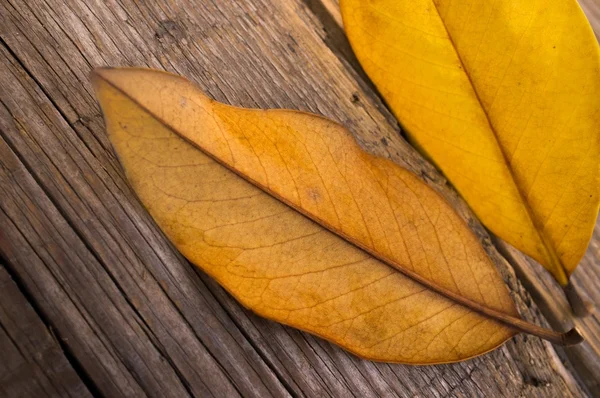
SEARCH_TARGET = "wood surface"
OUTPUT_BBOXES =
[0,0,597,396]
[0,263,92,398]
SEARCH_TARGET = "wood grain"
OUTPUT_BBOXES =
[0,0,595,396]
[0,264,92,398]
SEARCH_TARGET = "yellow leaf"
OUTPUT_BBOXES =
[341,0,600,286]
[91,68,579,364]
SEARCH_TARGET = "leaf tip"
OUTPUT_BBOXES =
[90,66,112,78]
[89,67,112,91]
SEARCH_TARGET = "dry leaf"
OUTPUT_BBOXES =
[92,68,579,364]
[341,0,600,286]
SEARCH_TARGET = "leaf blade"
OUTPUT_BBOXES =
[341,0,600,285]
[92,67,578,364]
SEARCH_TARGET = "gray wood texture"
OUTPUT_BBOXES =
[0,264,92,398]
[0,0,597,396]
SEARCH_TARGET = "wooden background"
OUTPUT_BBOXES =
[0,0,598,396]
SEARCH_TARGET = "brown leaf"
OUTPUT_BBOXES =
[91,68,580,364]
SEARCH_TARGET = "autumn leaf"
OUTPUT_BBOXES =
[91,68,580,364]
[341,0,600,287]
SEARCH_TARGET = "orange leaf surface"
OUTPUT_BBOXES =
[341,0,600,286]
[92,68,579,364]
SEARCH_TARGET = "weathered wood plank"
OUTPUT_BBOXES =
[0,263,92,398]
[0,46,287,398]
[0,0,592,396]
